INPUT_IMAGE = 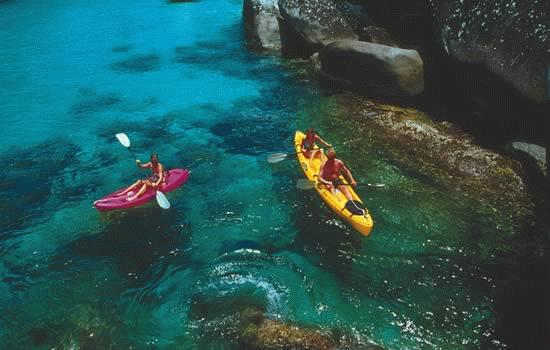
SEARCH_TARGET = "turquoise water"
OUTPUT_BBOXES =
[0,0,546,348]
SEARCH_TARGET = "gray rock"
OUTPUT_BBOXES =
[362,26,398,47]
[243,0,281,50]
[511,142,547,176]
[320,40,424,96]
[278,0,360,53]
[435,0,549,103]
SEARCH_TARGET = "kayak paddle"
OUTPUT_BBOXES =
[115,132,171,210]
[296,179,385,190]
[267,138,362,164]
[115,133,138,160]
[155,191,171,209]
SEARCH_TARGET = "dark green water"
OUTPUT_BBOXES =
[0,0,547,348]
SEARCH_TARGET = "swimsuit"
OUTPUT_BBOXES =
[148,173,160,182]
[302,134,316,151]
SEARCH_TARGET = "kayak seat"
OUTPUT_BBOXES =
[343,200,366,216]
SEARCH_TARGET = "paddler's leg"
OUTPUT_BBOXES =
[119,180,143,196]
[127,180,150,201]
[309,149,320,164]
[338,184,354,201]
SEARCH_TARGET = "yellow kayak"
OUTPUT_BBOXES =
[294,131,374,236]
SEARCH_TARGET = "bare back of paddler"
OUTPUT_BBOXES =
[318,149,357,201]
[119,153,165,201]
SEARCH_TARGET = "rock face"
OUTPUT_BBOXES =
[362,26,398,47]
[435,0,549,104]
[320,40,424,96]
[511,142,547,177]
[243,0,282,50]
[277,0,363,56]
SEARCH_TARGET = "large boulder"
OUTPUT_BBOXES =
[320,40,424,96]
[277,0,365,56]
[511,142,547,178]
[435,0,549,104]
[243,0,282,50]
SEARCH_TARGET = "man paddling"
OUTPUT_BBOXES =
[317,148,357,201]
[119,153,165,201]
[301,128,332,163]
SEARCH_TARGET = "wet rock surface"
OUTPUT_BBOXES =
[433,0,549,103]
[334,95,537,232]
[243,0,282,50]
[510,141,547,178]
[320,40,424,96]
[239,308,336,349]
[277,0,361,53]
[238,307,384,349]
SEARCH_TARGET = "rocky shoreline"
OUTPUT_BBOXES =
[243,0,548,227]
[240,1,549,348]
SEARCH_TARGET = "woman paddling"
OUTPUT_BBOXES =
[119,153,165,201]
[301,128,332,163]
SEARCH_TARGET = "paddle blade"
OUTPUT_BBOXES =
[115,133,131,148]
[369,183,385,188]
[296,179,316,190]
[156,191,171,209]
[267,153,288,164]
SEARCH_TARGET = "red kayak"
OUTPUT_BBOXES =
[93,168,190,212]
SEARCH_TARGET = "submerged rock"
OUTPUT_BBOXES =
[336,95,536,232]
[320,40,424,96]
[243,0,282,50]
[110,53,160,73]
[238,307,385,349]
[239,307,336,349]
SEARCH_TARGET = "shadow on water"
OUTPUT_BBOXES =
[55,208,192,281]
[173,20,301,86]
[111,44,132,53]
[70,88,124,115]
[0,139,81,237]
[110,53,161,73]
[290,190,362,279]
[210,113,290,155]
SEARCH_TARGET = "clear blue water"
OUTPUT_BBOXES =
[0,0,545,348]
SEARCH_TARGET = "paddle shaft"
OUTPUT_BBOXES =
[308,178,383,188]
[126,147,138,161]
[296,138,361,156]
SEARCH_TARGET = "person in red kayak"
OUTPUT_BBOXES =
[301,128,332,163]
[317,148,357,201]
[119,153,165,201]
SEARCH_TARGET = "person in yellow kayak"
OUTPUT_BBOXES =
[317,148,357,201]
[301,128,332,163]
[119,153,165,201]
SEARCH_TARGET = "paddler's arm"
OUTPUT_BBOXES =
[136,160,152,169]
[341,163,357,186]
[315,135,332,148]
[153,164,164,188]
